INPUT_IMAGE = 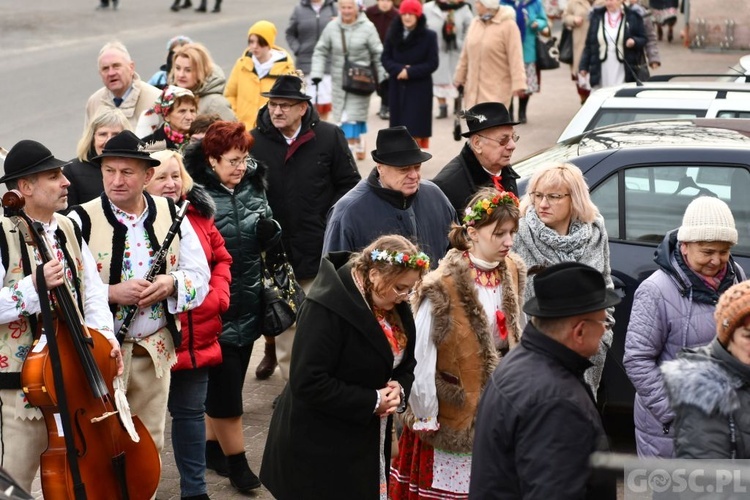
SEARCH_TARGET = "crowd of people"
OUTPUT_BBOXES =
[1,0,741,499]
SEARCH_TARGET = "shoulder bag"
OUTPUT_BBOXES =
[558,25,574,65]
[261,243,306,336]
[536,34,560,70]
[340,27,378,96]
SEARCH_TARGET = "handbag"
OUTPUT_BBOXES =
[261,245,306,337]
[632,51,650,83]
[536,35,560,70]
[558,26,574,65]
[340,28,378,96]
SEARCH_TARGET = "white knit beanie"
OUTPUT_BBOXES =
[677,196,738,245]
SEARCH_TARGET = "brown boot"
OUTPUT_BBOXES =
[255,340,277,380]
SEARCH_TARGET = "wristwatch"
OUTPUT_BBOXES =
[170,273,178,297]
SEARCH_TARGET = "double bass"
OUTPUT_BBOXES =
[3,191,161,499]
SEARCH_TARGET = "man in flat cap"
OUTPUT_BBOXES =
[68,130,209,459]
[0,140,122,492]
[323,125,456,267]
[470,262,619,500]
[432,101,521,215]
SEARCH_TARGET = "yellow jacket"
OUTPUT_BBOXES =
[225,48,295,130]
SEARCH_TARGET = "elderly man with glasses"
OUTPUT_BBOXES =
[250,74,361,394]
[432,101,521,215]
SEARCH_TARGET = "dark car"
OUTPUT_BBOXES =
[514,118,750,439]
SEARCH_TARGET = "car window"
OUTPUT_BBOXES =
[716,110,750,118]
[613,165,750,253]
[589,109,704,131]
[590,174,619,239]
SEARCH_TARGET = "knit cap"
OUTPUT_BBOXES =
[399,0,423,17]
[247,20,277,47]
[676,196,737,245]
[715,280,750,346]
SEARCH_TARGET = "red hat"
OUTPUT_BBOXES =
[399,0,423,17]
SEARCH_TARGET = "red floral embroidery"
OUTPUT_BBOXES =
[0,355,9,369]
[8,320,27,340]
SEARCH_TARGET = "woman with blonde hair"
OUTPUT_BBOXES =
[171,42,236,121]
[146,149,232,500]
[513,162,613,396]
[390,187,526,500]
[64,108,131,206]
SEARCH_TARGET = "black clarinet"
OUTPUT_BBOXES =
[116,200,190,342]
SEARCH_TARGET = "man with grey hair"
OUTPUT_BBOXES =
[85,41,161,130]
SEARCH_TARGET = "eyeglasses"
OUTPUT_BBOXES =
[392,286,415,299]
[221,155,249,168]
[529,192,571,205]
[477,133,519,147]
[268,101,303,112]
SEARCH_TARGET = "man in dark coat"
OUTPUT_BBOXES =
[322,126,456,267]
[470,262,620,500]
[432,101,521,215]
[251,74,361,384]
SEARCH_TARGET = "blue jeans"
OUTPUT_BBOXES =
[168,367,209,496]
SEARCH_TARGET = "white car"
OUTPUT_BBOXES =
[557,79,750,142]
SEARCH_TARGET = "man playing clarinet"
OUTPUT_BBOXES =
[0,140,123,492]
[69,130,209,459]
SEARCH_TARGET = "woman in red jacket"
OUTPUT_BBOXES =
[148,148,233,500]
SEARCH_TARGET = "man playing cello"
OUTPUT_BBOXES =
[0,139,123,492]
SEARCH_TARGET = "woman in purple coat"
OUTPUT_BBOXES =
[381,0,439,148]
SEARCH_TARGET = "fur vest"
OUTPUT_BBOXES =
[403,248,526,452]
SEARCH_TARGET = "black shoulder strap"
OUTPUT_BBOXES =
[0,222,8,272]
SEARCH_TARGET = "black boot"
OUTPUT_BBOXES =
[181,495,209,500]
[205,440,229,477]
[212,0,221,12]
[508,98,515,122]
[181,0,192,8]
[227,453,262,492]
[437,104,448,119]
[170,0,181,11]
[195,0,207,11]
[518,96,529,124]
[378,103,389,120]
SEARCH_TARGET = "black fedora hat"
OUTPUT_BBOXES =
[461,102,519,138]
[371,126,432,167]
[0,140,67,184]
[91,130,161,167]
[261,74,312,101]
[523,262,621,318]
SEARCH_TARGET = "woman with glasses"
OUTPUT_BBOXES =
[513,162,614,397]
[183,120,280,493]
[390,187,526,500]
[261,234,428,499]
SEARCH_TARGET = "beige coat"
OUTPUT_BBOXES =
[84,73,161,130]
[453,6,526,110]
[563,0,594,77]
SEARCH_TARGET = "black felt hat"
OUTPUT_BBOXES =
[461,102,519,138]
[371,126,432,167]
[523,262,621,318]
[261,74,312,101]
[0,140,67,184]
[91,130,161,167]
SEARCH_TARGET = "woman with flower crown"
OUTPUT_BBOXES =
[390,187,526,500]
[136,85,198,151]
[260,234,430,499]
[513,162,614,398]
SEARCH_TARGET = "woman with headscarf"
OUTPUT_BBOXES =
[625,196,746,458]
[64,108,131,206]
[225,20,296,131]
[513,163,614,397]
[453,0,526,110]
[136,85,198,150]
[500,0,550,124]
[381,0,439,148]
[423,0,473,119]
[390,188,526,500]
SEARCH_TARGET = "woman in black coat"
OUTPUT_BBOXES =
[260,234,430,499]
[578,0,646,88]
[381,0,439,147]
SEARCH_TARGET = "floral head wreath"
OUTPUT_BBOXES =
[370,249,431,271]
[146,85,195,120]
[463,191,520,226]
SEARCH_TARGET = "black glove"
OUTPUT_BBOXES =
[311,77,322,86]
[257,218,282,251]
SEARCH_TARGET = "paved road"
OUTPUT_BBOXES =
[0,1,744,498]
